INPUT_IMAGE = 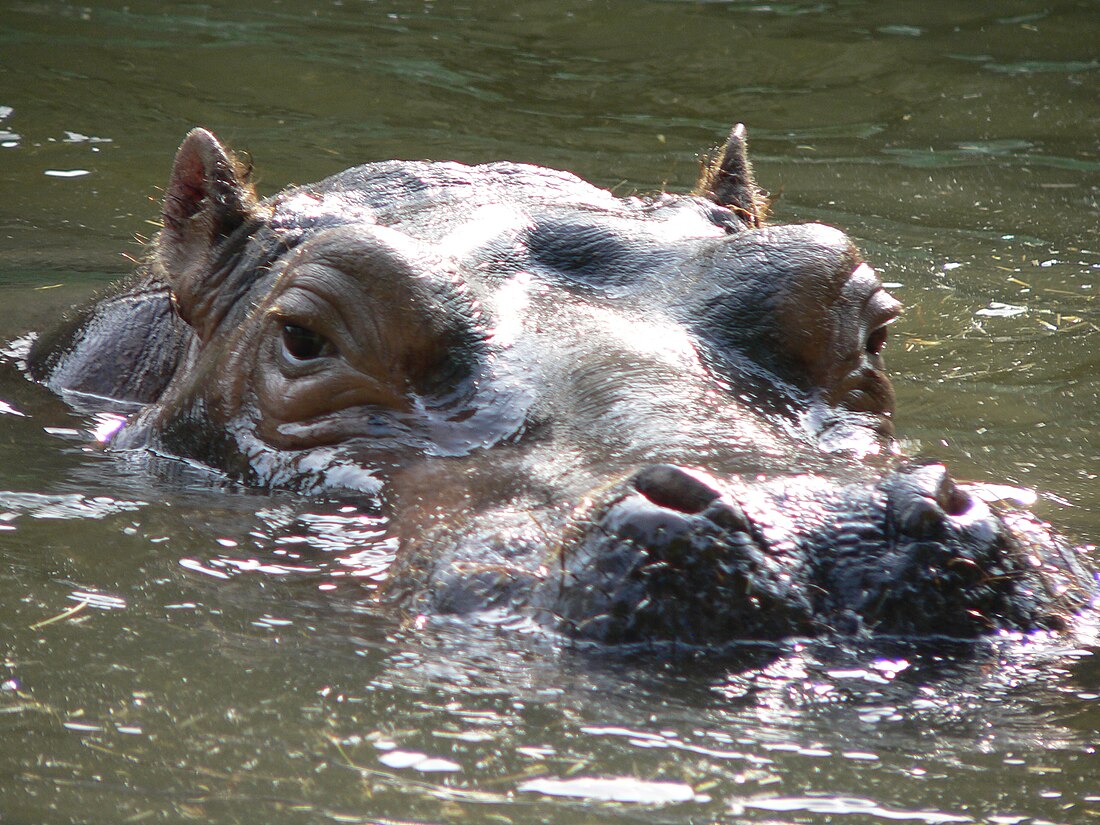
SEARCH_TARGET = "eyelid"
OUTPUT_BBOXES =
[267,303,335,349]
[868,289,902,327]
[862,288,900,357]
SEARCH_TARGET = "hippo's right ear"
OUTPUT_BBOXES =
[157,128,258,332]
[696,124,766,228]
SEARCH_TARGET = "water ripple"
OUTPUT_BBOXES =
[0,491,145,521]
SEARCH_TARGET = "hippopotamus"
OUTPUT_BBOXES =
[27,125,1095,648]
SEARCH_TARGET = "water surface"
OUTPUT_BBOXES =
[1,1,1098,822]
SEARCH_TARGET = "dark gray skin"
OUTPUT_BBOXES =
[28,126,1096,648]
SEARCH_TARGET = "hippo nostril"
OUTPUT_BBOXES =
[894,467,1001,544]
[632,464,722,514]
[705,499,752,533]
[935,473,973,517]
[897,464,974,529]
[900,497,945,540]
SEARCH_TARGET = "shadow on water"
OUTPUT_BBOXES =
[1,0,1098,822]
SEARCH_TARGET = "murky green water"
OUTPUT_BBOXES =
[1,1,1099,822]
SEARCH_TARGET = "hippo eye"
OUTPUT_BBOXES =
[866,325,889,356]
[281,323,333,361]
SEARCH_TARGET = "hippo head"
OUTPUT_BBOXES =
[40,126,1095,647]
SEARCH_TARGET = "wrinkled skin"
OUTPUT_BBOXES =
[28,126,1096,648]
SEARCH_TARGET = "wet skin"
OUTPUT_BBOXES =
[27,126,1096,648]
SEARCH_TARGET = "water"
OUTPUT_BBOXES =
[1,1,1099,822]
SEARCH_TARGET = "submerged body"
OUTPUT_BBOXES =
[28,127,1095,647]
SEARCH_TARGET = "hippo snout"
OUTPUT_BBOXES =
[551,462,1093,647]
[554,464,815,646]
[852,463,1093,636]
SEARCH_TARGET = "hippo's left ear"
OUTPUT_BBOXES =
[157,128,259,332]
[696,124,766,228]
